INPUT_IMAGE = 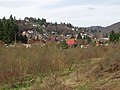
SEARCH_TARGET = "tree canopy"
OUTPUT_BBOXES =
[0,15,18,44]
[109,30,120,42]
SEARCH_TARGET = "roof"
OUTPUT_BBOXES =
[67,38,75,45]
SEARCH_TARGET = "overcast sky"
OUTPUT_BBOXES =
[0,0,120,27]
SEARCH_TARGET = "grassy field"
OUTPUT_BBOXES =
[0,42,120,90]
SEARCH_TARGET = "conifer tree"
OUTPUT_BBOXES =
[0,15,18,44]
[77,33,82,39]
[109,30,120,42]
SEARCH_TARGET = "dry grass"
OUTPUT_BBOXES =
[0,42,120,90]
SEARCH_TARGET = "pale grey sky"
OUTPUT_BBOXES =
[0,0,120,27]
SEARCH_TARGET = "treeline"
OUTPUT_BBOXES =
[24,17,46,25]
[0,15,18,44]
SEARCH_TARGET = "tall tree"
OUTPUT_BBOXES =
[77,33,82,39]
[0,19,3,40]
[0,15,18,44]
[109,30,120,42]
[109,30,115,42]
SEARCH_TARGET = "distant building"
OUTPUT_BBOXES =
[67,38,76,45]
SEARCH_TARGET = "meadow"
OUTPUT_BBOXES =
[0,42,120,90]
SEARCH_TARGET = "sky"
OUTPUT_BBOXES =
[0,0,120,27]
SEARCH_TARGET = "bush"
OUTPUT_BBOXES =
[60,40,68,49]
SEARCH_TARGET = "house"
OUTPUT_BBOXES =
[66,38,77,47]
[98,38,109,44]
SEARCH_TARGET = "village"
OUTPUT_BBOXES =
[2,29,109,48]
[0,17,111,48]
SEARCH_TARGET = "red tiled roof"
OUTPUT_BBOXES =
[67,39,75,45]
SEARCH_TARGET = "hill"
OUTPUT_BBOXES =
[17,17,120,38]
[83,22,120,37]
[102,22,120,36]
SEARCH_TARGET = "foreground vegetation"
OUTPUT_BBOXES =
[0,43,120,90]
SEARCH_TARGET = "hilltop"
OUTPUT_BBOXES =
[102,22,120,36]
[17,17,120,38]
